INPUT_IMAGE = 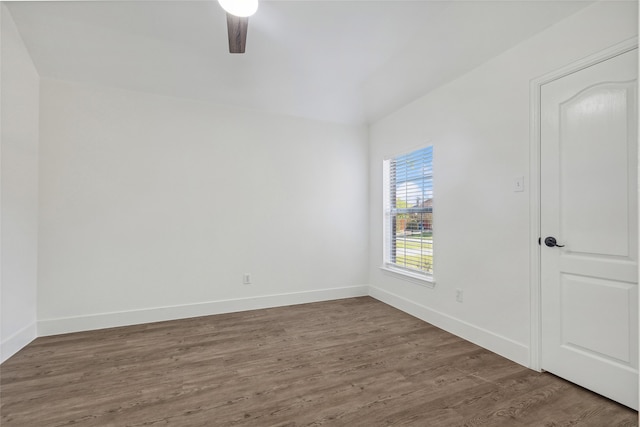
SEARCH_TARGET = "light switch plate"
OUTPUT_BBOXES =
[514,176,524,192]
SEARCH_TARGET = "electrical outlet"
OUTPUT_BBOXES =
[456,289,463,303]
[243,273,251,285]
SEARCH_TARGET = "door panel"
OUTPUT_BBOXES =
[560,83,636,258]
[560,82,635,257]
[540,48,638,409]
[561,274,634,364]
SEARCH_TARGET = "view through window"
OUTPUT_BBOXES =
[384,146,433,277]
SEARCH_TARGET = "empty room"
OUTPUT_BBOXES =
[1,0,638,425]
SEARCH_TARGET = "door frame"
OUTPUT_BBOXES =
[528,37,638,372]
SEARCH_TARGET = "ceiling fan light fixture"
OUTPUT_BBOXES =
[218,0,258,17]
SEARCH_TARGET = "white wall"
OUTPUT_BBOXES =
[38,79,369,334]
[1,4,40,363]
[368,1,638,367]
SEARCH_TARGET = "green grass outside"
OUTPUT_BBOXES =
[395,240,433,250]
[395,254,433,274]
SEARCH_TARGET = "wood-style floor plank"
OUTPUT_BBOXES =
[1,297,637,426]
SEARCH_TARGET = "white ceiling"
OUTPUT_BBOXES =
[5,0,592,124]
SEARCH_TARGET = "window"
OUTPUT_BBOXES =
[383,146,433,282]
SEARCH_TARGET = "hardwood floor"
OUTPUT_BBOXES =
[1,297,637,426]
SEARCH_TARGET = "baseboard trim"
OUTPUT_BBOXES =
[368,285,529,367]
[23,284,529,369]
[37,285,369,337]
[1,321,37,364]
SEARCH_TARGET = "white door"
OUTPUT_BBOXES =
[540,48,638,410]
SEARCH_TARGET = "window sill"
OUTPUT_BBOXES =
[379,266,436,289]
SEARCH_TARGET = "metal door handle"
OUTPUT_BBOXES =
[544,236,565,248]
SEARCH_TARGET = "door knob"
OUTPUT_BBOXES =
[544,236,565,248]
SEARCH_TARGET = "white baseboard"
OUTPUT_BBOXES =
[368,285,529,367]
[37,285,369,337]
[1,321,37,364]
[16,285,529,372]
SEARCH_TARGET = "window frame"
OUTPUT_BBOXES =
[381,145,435,287]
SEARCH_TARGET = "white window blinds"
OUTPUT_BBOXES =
[384,146,433,277]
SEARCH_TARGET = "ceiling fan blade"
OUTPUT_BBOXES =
[226,13,248,54]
